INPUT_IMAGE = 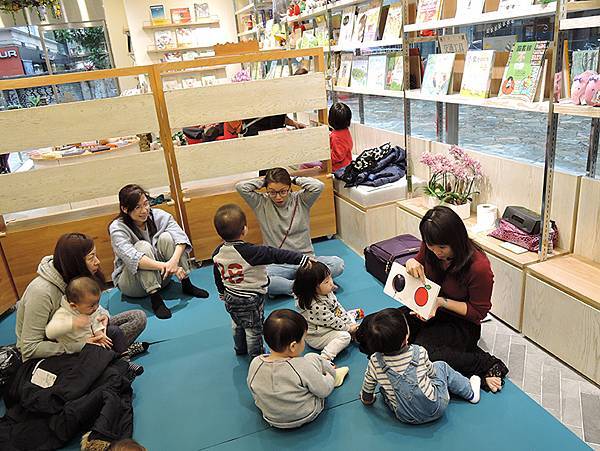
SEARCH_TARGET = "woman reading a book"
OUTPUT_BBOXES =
[376,206,507,393]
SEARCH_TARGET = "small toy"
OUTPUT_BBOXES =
[571,70,596,105]
[584,74,600,107]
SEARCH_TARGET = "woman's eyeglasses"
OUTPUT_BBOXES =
[133,201,150,212]
[267,189,290,198]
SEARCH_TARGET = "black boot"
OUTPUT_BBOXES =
[181,277,209,298]
[151,292,172,319]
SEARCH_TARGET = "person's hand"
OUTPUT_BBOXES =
[409,310,430,322]
[73,315,91,330]
[175,267,187,281]
[96,314,109,328]
[163,259,180,279]
[486,376,503,393]
[405,258,426,284]
[86,334,112,348]
[348,324,359,335]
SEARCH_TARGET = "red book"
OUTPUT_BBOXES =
[170,8,191,24]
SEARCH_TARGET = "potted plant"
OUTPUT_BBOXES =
[420,145,483,220]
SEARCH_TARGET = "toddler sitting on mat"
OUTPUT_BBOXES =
[247,309,345,429]
[293,261,361,365]
[358,308,480,424]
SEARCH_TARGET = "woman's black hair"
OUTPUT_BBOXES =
[419,206,477,278]
[115,184,158,240]
[264,167,292,188]
[357,308,408,355]
[292,261,331,310]
[263,309,308,352]
[53,233,105,287]
[328,102,352,131]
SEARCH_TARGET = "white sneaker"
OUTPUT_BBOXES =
[334,367,349,387]
[469,375,481,404]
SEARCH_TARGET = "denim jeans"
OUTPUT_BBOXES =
[375,346,473,424]
[267,255,345,296]
[224,292,265,359]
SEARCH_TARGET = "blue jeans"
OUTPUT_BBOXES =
[224,292,265,359]
[267,255,345,296]
[376,346,473,424]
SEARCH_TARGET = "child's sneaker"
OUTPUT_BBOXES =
[469,375,481,404]
[334,367,349,387]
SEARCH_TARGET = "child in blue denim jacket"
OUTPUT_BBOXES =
[358,308,480,424]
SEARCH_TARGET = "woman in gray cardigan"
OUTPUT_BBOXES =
[236,168,344,296]
[16,233,147,362]
[109,184,208,319]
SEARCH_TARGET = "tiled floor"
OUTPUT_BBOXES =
[480,316,600,450]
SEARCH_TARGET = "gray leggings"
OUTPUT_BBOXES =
[109,310,147,346]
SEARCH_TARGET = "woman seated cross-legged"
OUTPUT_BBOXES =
[236,168,344,296]
[109,184,209,320]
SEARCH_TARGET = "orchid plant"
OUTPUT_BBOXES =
[231,69,252,83]
[420,146,484,206]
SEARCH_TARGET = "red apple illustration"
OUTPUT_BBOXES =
[414,285,431,307]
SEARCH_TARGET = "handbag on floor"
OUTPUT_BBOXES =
[364,234,422,284]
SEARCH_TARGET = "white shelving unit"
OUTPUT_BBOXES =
[142,18,220,30]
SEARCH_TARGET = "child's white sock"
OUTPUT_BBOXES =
[334,367,349,387]
[469,375,481,404]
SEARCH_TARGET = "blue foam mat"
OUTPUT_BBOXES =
[0,240,592,450]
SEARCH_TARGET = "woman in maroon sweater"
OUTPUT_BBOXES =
[403,206,508,392]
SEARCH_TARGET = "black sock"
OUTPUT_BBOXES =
[181,277,209,298]
[150,292,172,319]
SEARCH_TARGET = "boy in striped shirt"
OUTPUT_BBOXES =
[358,308,480,424]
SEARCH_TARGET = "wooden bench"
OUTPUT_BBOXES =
[523,177,600,384]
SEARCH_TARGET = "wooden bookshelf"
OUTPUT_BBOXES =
[147,45,214,54]
[404,3,555,33]
[554,103,600,118]
[560,14,600,30]
[333,86,405,98]
[162,66,227,77]
[566,0,600,12]
[142,18,220,30]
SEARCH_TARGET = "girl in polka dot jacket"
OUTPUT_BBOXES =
[293,261,360,361]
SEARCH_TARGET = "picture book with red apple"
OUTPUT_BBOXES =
[384,262,441,320]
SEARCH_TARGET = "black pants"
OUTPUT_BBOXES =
[401,307,504,379]
[107,325,128,354]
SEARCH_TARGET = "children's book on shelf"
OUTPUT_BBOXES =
[385,53,404,90]
[182,50,199,61]
[171,7,191,24]
[350,56,369,88]
[363,6,382,42]
[352,5,369,42]
[154,30,176,50]
[421,53,456,96]
[572,49,600,79]
[367,55,387,90]
[460,50,496,98]
[282,65,291,78]
[266,62,278,79]
[182,77,200,89]
[498,0,533,11]
[194,2,210,20]
[150,4,168,25]
[384,262,441,321]
[499,41,548,102]
[483,35,517,52]
[338,7,356,45]
[337,53,353,87]
[161,51,182,62]
[382,2,403,42]
[175,28,194,48]
[438,33,468,54]
[456,0,485,18]
[416,0,443,23]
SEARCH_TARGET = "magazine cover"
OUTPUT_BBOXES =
[350,56,369,88]
[150,4,168,25]
[416,0,442,23]
[421,53,456,96]
[499,41,548,102]
[460,50,496,98]
[385,53,404,90]
[338,7,356,45]
[336,53,353,87]
[382,2,403,41]
[367,55,387,90]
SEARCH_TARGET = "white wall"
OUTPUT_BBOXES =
[123,0,238,66]
[103,0,138,91]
